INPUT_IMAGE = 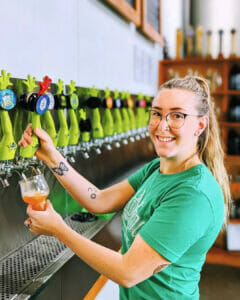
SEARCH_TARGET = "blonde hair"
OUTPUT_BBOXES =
[159,76,231,225]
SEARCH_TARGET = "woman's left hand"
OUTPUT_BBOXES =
[25,200,65,236]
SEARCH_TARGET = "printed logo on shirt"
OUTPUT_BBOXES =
[122,189,146,248]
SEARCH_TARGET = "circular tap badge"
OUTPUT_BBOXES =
[45,92,55,110]
[127,98,134,108]
[105,97,113,109]
[70,93,79,109]
[36,94,50,114]
[0,89,16,110]
[114,98,122,108]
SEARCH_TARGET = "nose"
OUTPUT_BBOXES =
[157,118,169,131]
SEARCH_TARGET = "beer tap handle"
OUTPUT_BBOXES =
[67,80,80,147]
[55,79,69,151]
[20,75,39,159]
[0,70,17,161]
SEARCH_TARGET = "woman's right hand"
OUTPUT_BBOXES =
[18,124,57,164]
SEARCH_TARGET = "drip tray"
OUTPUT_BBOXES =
[0,216,111,300]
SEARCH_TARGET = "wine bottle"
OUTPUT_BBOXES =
[228,97,240,122]
[229,64,240,90]
[227,129,240,155]
[229,65,238,89]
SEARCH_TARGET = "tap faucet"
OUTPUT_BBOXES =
[102,136,112,151]
[91,138,103,155]
[0,176,9,188]
[128,130,135,143]
[120,132,128,145]
[77,141,90,159]
[112,133,121,148]
[0,162,12,187]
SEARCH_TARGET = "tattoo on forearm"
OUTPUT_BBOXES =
[52,162,69,176]
[88,187,98,199]
[153,264,169,275]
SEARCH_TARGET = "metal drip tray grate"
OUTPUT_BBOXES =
[0,216,110,300]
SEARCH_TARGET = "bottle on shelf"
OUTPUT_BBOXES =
[163,37,170,59]
[230,199,240,219]
[227,129,240,155]
[228,97,240,122]
[229,64,240,90]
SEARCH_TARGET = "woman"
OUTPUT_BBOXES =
[19,76,231,299]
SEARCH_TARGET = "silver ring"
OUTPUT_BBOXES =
[24,219,32,228]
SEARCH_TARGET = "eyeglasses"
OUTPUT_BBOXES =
[149,109,202,129]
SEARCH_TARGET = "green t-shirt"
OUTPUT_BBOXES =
[120,158,224,300]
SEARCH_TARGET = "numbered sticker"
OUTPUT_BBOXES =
[0,89,16,110]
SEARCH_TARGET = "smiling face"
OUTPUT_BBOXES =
[149,88,207,161]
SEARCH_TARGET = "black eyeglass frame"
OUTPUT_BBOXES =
[149,109,203,129]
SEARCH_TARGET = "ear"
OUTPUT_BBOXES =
[195,116,208,136]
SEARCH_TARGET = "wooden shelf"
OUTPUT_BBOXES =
[230,182,240,198]
[220,121,240,127]
[225,155,240,166]
[161,57,240,65]
[206,247,240,267]
[212,90,240,95]
[211,91,226,96]
[228,90,240,95]
[161,57,226,65]
[229,219,240,224]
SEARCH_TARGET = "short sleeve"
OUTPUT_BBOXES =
[139,187,213,263]
[128,158,160,191]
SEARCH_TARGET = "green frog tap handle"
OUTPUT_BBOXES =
[67,80,80,146]
[13,79,24,147]
[112,89,123,148]
[102,87,114,150]
[145,95,152,126]
[136,93,147,139]
[40,76,57,147]
[54,79,69,151]
[0,70,17,161]
[86,86,104,154]
[76,87,91,159]
[19,75,50,158]
[120,90,130,144]
[126,91,136,142]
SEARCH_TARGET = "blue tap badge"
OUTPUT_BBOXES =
[114,98,122,108]
[36,94,50,114]
[0,89,16,110]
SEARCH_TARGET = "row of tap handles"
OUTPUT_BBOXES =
[0,71,152,188]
